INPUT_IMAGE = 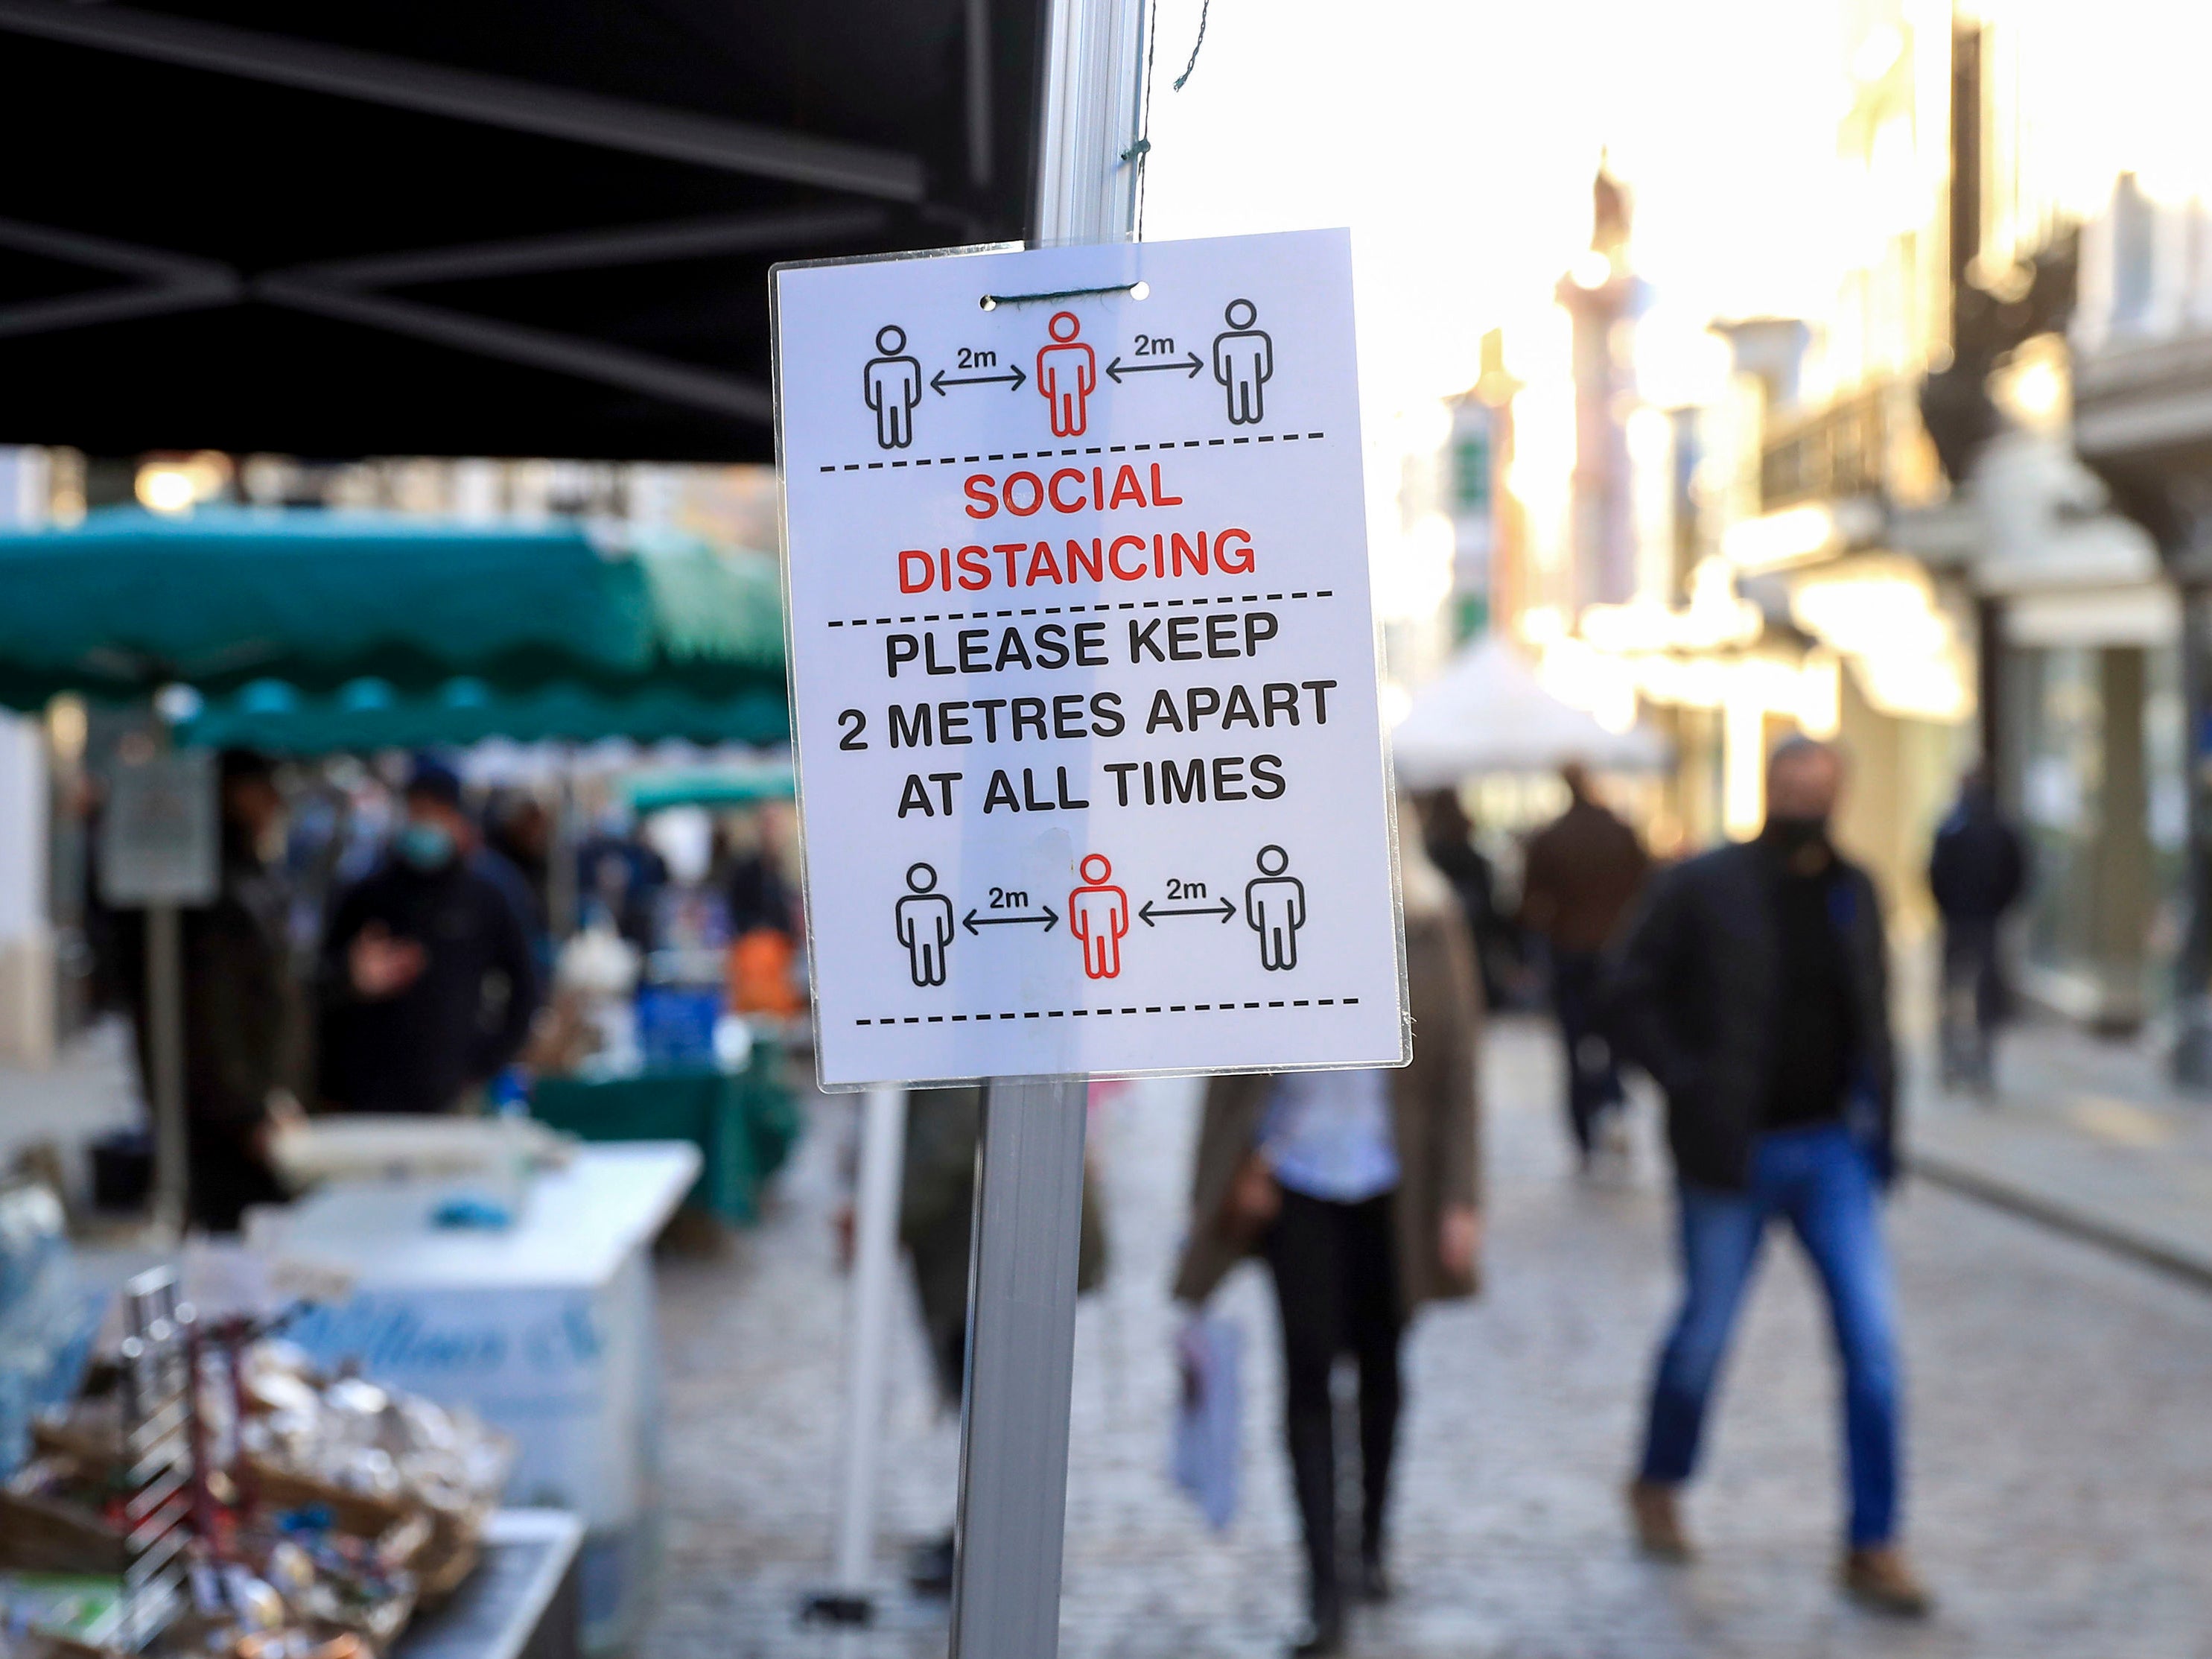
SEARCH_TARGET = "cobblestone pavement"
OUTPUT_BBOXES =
[638,1017,2212,1659]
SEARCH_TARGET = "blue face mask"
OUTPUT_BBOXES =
[398,821,457,872]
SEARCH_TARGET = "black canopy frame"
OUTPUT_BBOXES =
[0,0,1046,460]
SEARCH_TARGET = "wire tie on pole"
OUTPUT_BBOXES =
[1172,0,1210,91]
[980,282,1149,311]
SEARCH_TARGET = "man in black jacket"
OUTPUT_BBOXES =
[1607,738,1929,1616]
[1927,766,2027,1094]
[319,759,541,1114]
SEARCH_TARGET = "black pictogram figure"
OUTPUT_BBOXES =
[896,862,955,986]
[1211,299,1274,426]
[1068,853,1129,980]
[1035,311,1097,438]
[864,325,922,450]
[1244,844,1306,971]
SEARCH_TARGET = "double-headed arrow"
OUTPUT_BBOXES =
[1105,350,1203,384]
[1139,896,1234,926]
[964,904,1058,935]
[932,363,1027,395]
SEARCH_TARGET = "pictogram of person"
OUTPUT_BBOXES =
[896,862,955,986]
[1035,311,1096,438]
[1211,298,1274,426]
[864,324,922,450]
[1068,853,1128,980]
[1245,844,1306,971]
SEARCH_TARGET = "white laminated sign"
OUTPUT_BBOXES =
[774,229,1405,1088]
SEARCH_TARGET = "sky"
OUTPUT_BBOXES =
[1140,0,1852,416]
[1134,0,1854,621]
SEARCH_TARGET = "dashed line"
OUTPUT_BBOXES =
[830,591,1341,629]
[854,997,1358,1027]
[813,431,1326,473]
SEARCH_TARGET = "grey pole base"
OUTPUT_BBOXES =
[948,1077,1087,1659]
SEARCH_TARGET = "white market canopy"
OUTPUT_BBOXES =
[1391,636,1670,785]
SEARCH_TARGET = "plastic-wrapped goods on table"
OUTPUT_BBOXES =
[0,1184,94,1479]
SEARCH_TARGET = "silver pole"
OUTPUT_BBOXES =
[948,4,1147,1652]
[830,1085,908,1598]
[144,901,187,1234]
[947,1078,1090,1659]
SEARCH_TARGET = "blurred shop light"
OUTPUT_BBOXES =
[1849,650,1972,722]
[135,451,231,515]
[1789,557,1971,722]
[1569,250,1613,291]
[1723,691,1767,839]
[1580,557,1763,653]
[1789,560,1949,658]
[45,695,86,764]
[1536,634,1639,733]
[1722,497,1882,571]
[1995,338,2070,434]
[1517,604,1568,646]
[1796,649,1843,739]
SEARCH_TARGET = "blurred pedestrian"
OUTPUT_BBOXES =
[577,811,667,948]
[1927,765,2027,1096]
[159,750,304,1231]
[1173,832,1482,1658]
[317,758,541,1114]
[484,793,554,939]
[1418,789,1521,1011]
[1607,738,1929,1616]
[725,805,805,1015]
[1519,761,1648,1169]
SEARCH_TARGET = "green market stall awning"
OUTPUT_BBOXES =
[624,761,796,813]
[175,675,789,754]
[0,507,785,710]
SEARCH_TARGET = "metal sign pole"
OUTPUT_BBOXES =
[144,901,188,1234]
[948,3,1148,1654]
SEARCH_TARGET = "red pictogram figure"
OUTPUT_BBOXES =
[1068,852,1128,980]
[1035,311,1097,438]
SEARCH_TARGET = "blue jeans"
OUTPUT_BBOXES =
[1638,1122,1903,1546]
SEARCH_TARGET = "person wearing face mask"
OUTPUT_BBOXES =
[143,749,305,1231]
[1605,737,1928,1617]
[318,758,541,1115]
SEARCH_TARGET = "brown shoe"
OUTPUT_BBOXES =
[1625,1479,1694,1561]
[1842,1545,1934,1617]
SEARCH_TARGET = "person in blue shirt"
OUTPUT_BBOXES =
[1175,842,1483,1658]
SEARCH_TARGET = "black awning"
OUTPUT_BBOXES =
[0,0,1044,460]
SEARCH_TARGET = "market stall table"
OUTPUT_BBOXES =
[397,1510,584,1659]
[249,1143,699,1655]
[530,1044,798,1228]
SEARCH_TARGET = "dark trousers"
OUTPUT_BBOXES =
[1551,950,1624,1153]
[1263,1188,1404,1611]
[1939,917,2003,1089]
